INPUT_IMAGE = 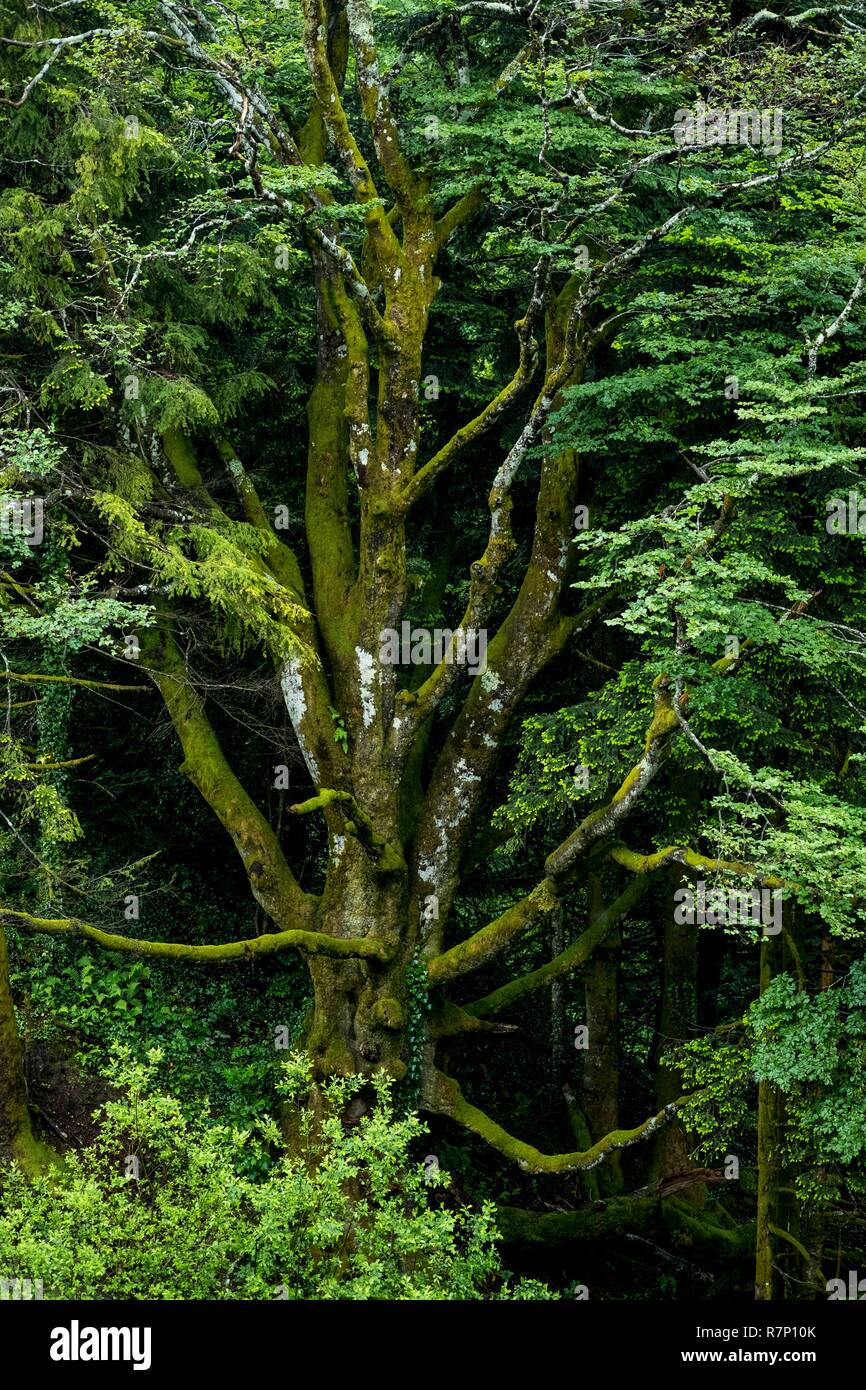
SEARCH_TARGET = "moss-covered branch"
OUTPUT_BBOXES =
[465,873,653,1017]
[22,755,96,771]
[303,269,358,674]
[301,0,401,270]
[2,909,397,964]
[609,843,783,887]
[214,436,308,599]
[427,878,560,985]
[409,285,600,929]
[159,431,341,790]
[2,672,149,692]
[498,1196,753,1260]
[344,0,418,216]
[435,185,486,249]
[289,790,405,874]
[428,1001,520,1038]
[426,1070,680,1174]
[544,676,679,880]
[142,627,317,928]
[401,271,542,507]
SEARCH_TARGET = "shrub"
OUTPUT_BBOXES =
[0,1049,551,1301]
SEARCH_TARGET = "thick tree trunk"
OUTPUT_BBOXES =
[304,952,410,1083]
[294,841,415,1094]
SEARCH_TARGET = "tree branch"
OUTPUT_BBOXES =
[142,626,318,928]
[427,878,560,985]
[1,909,396,964]
[427,1070,681,1173]
[608,843,782,887]
[544,676,679,880]
[344,0,418,214]
[464,873,653,1017]
[401,252,547,509]
[2,672,150,692]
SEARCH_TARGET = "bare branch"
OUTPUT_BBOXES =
[0,28,171,106]
[805,261,866,375]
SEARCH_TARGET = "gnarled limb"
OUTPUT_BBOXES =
[609,843,783,887]
[426,1069,680,1174]
[427,878,561,986]
[544,676,679,879]
[141,627,317,929]
[464,873,654,1017]
[290,790,405,873]
[2,909,397,964]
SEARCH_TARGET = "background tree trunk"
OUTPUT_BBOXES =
[583,876,623,1194]
[651,870,704,1204]
[0,925,49,1174]
[755,933,782,1300]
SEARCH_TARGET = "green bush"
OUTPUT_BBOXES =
[0,1049,551,1301]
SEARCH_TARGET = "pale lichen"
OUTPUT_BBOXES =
[356,647,377,728]
[279,658,320,782]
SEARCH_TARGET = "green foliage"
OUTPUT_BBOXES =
[0,1050,552,1300]
[402,948,431,1112]
[675,963,866,1202]
[328,705,349,754]
[673,1028,755,1165]
[750,966,866,1193]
